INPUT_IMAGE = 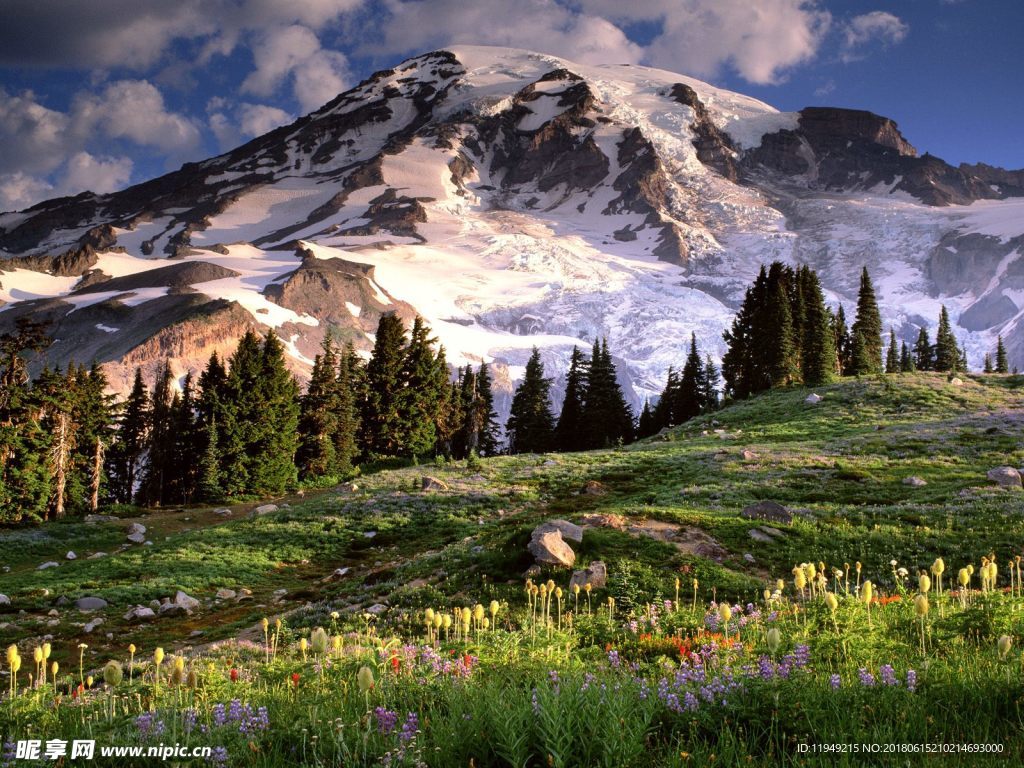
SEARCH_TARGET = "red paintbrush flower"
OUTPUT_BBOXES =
[390,656,400,673]
[291,673,300,688]
[230,668,239,682]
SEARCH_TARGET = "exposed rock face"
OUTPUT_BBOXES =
[740,501,794,525]
[75,597,108,612]
[250,504,279,517]
[569,561,608,590]
[670,84,739,182]
[528,526,576,568]
[903,476,927,487]
[421,476,449,491]
[532,519,584,543]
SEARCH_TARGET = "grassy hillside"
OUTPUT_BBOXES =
[2,372,1024,765]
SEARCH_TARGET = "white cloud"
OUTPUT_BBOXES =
[239,103,293,137]
[0,172,53,211]
[841,12,909,62]
[208,101,294,151]
[372,0,643,67]
[0,90,70,175]
[58,152,133,195]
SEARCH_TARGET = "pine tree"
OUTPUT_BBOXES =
[850,267,883,375]
[833,304,852,375]
[399,317,448,457]
[361,313,407,457]
[653,367,678,430]
[197,416,222,503]
[983,353,993,374]
[505,348,555,454]
[996,335,1009,373]
[800,267,837,386]
[296,338,340,479]
[885,329,900,373]
[581,339,634,448]
[701,355,720,411]
[332,343,360,475]
[555,346,587,452]
[764,275,798,387]
[900,342,915,373]
[913,327,933,371]
[476,362,500,456]
[933,306,959,372]
[248,332,300,494]
[722,266,766,399]
[675,333,705,423]
[139,361,175,505]
[958,343,969,373]
[636,400,656,439]
[168,373,201,504]
[106,368,149,505]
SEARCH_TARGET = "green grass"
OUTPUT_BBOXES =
[2,371,1024,765]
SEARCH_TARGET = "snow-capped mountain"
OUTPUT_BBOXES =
[1,46,1023,416]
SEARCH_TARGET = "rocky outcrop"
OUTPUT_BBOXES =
[740,501,794,524]
[987,466,1022,489]
[670,84,740,181]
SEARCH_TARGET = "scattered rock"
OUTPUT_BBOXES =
[65,551,77,560]
[250,504,279,517]
[158,603,187,617]
[759,526,785,538]
[273,589,288,597]
[533,519,584,543]
[805,393,823,404]
[524,564,542,578]
[987,466,1023,489]
[542,459,558,467]
[126,533,146,544]
[47,608,59,617]
[174,590,200,611]
[569,561,608,590]
[950,377,964,387]
[84,514,118,523]
[83,618,104,633]
[87,552,108,559]
[363,531,377,539]
[213,507,232,516]
[325,567,351,582]
[421,476,448,491]
[407,578,429,589]
[581,480,607,496]
[123,606,155,622]
[740,449,759,461]
[189,630,205,638]
[903,476,927,487]
[149,600,161,610]
[37,561,59,570]
[748,529,775,543]
[743,553,756,563]
[235,594,253,603]
[337,482,359,493]
[0,594,9,606]
[126,523,146,537]
[528,529,576,568]
[740,501,793,525]
[365,603,388,615]
[215,589,236,600]
[580,513,627,530]
[75,597,108,612]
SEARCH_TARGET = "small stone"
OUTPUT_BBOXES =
[124,606,155,622]
[532,519,584,543]
[273,588,288,596]
[987,466,1022,489]
[126,533,146,544]
[365,603,388,615]
[740,449,758,461]
[580,480,607,496]
[748,529,775,543]
[363,531,377,539]
[189,630,205,637]
[174,591,200,610]
[903,476,927,487]
[528,530,575,568]
[215,588,236,600]
[805,393,823,404]
[569,560,608,590]
[126,522,146,537]
[743,553,756,563]
[950,377,964,387]
[327,567,350,581]
[158,603,187,617]
[75,597,108,612]
[0,594,9,606]
[213,507,232,516]
[87,552,108,559]
[250,504,278,517]
[740,501,793,525]
[421,476,449,491]
[65,551,77,560]
[84,514,118,523]
[83,618,104,633]
[47,608,59,617]
[37,561,59,570]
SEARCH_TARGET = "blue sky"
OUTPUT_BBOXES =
[0,0,1020,211]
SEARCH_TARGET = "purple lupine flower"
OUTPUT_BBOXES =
[399,712,419,744]
[607,649,620,668]
[906,669,917,692]
[208,747,229,768]
[629,620,639,634]
[548,670,560,694]
[880,664,898,686]
[375,707,399,735]
[684,691,699,711]
[830,674,841,690]
[757,656,774,680]
[212,703,226,727]
[531,688,540,714]
[183,708,198,733]
[581,672,596,692]
[858,668,876,687]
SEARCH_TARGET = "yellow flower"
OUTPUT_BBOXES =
[718,603,732,624]
[825,593,838,613]
[861,581,873,603]
[914,594,929,617]
[998,635,1013,659]
[931,558,945,576]
[103,661,123,686]
[128,644,136,655]
[310,628,329,656]
[33,647,43,664]
[6,645,18,665]
[919,574,931,594]
[957,568,970,587]
[42,643,51,660]
[154,647,165,666]
[489,600,500,617]
[767,628,781,654]
[51,661,59,677]
[86,675,94,688]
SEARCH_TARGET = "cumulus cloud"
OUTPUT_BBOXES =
[0,91,70,175]
[840,12,909,62]
[372,0,643,66]
[72,80,202,154]
[58,152,133,195]
[208,100,294,151]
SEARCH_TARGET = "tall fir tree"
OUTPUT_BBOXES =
[139,361,175,506]
[900,341,915,373]
[701,355,720,411]
[653,367,678,430]
[800,267,837,386]
[106,368,149,505]
[361,313,407,457]
[555,346,587,452]
[833,304,852,375]
[763,275,798,387]
[636,400,656,439]
[296,337,341,479]
[581,339,634,448]
[675,333,705,423]
[476,362,500,456]
[933,306,959,372]
[983,353,994,374]
[913,327,934,371]
[505,348,555,454]
[332,342,360,475]
[399,317,448,457]
[996,335,1009,373]
[885,329,900,374]
[850,266,883,374]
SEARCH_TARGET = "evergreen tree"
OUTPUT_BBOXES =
[850,267,883,374]
[296,338,340,479]
[913,327,934,371]
[168,373,200,504]
[505,348,555,454]
[701,355,720,411]
[983,353,993,374]
[833,304,852,375]
[996,336,1009,373]
[476,362,500,456]
[197,416,222,503]
[636,400,657,439]
[885,329,900,373]
[958,343,969,373]
[332,343,360,475]
[800,267,837,386]
[652,367,678,429]
[106,368,149,505]
[399,317,448,457]
[581,339,634,448]
[763,275,798,387]
[139,361,174,505]
[722,267,767,398]
[900,342,915,373]
[675,333,705,423]
[555,346,587,452]
[361,313,407,457]
[933,306,959,372]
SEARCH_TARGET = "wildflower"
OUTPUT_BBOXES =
[310,627,329,656]
[103,661,123,686]
[829,674,841,690]
[357,665,375,694]
[914,594,929,617]
[291,673,301,688]
[857,668,876,687]
[998,635,1013,659]
[919,573,931,594]
[906,669,917,692]
[824,592,838,612]
[374,707,399,734]
[766,628,781,655]
[879,664,898,686]
[230,668,239,682]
